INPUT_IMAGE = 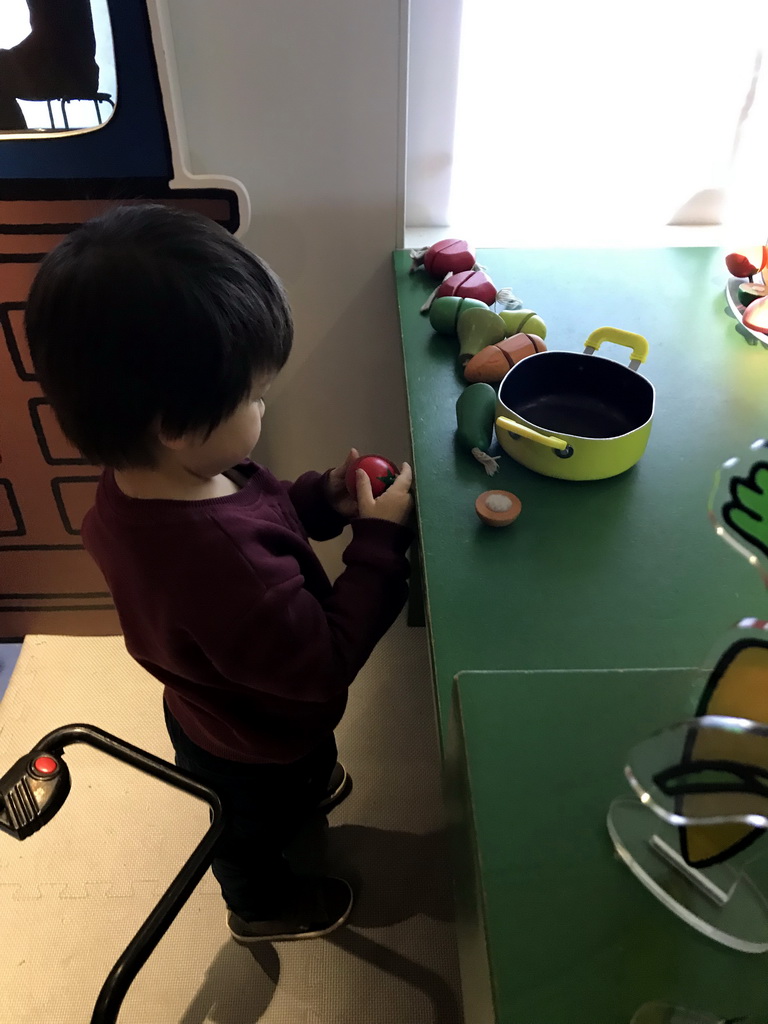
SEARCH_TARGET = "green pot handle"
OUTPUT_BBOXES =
[496,416,569,451]
[584,327,649,369]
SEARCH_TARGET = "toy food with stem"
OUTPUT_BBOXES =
[457,307,508,364]
[457,306,548,365]
[345,454,400,498]
[455,383,499,475]
[409,238,476,277]
[475,490,522,527]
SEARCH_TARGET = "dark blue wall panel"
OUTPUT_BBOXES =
[0,0,173,181]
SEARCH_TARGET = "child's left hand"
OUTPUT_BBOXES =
[325,448,360,517]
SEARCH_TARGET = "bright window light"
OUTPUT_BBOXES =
[1,0,116,132]
[447,0,768,244]
[0,0,31,48]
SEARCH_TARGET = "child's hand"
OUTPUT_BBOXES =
[356,462,413,526]
[326,448,361,517]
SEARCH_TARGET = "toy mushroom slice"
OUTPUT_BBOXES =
[475,490,522,527]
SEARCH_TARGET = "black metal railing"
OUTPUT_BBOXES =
[0,723,223,1023]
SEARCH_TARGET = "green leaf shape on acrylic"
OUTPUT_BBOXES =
[723,461,768,559]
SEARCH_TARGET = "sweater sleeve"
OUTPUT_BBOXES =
[202,517,413,702]
[286,470,349,541]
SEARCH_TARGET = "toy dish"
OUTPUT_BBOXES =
[475,490,522,527]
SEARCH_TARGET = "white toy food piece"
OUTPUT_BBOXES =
[474,489,522,527]
[485,493,513,512]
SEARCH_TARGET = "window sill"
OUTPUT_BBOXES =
[404,224,730,251]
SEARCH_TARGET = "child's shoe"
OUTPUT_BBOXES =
[226,876,353,944]
[317,762,351,811]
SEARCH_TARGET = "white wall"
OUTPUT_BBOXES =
[166,0,410,574]
[404,0,461,228]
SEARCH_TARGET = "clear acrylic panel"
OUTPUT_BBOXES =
[625,715,768,829]
[608,798,768,954]
[697,622,768,716]
[608,440,768,955]
[708,439,768,587]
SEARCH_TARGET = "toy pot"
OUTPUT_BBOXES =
[494,327,654,481]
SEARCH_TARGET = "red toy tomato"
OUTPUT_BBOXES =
[345,455,400,498]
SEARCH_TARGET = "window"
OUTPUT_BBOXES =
[0,0,116,134]
[407,0,768,246]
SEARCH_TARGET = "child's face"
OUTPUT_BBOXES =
[163,374,274,476]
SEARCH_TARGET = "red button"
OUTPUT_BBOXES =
[31,756,58,776]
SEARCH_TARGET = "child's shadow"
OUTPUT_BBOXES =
[324,822,455,926]
[286,816,455,925]
[178,941,280,1024]
[293,820,463,1023]
[179,821,462,1024]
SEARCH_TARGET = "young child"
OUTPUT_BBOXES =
[25,203,414,944]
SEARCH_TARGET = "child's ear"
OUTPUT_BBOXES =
[157,426,194,452]
[159,434,189,452]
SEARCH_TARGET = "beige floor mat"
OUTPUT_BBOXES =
[0,617,462,1024]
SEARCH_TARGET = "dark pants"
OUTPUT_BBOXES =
[163,702,337,921]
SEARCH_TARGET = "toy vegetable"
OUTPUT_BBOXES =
[464,333,546,383]
[428,296,488,336]
[409,238,476,277]
[420,268,499,315]
[498,309,547,340]
[457,306,548,365]
[435,269,497,306]
[345,454,400,497]
[457,307,507,364]
[455,383,499,475]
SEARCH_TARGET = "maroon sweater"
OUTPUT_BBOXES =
[81,462,412,762]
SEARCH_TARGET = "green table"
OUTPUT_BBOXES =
[394,247,768,1023]
[447,669,768,1024]
[394,247,768,728]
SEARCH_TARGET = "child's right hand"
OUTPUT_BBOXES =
[356,462,413,526]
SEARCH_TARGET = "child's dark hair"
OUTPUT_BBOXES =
[25,203,293,468]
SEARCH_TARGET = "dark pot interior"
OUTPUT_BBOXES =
[498,352,654,439]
